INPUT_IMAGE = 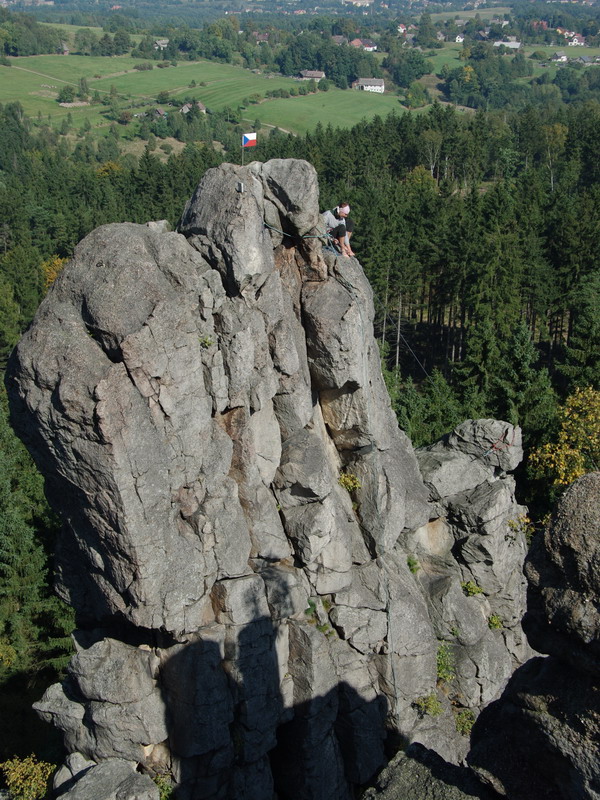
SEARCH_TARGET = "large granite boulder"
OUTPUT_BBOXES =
[468,473,600,800]
[7,160,530,800]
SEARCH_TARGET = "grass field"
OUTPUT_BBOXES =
[425,43,463,74]
[0,56,300,124]
[430,6,512,23]
[246,88,406,135]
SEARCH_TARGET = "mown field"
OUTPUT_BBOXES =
[1,56,299,124]
[429,6,512,23]
[245,89,406,134]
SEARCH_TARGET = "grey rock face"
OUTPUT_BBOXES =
[468,473,600,800]
[362,743,500,800]
[416,420,530,672]
[55,759,159,800]
[7,160,529,800]
[524,472,600,674]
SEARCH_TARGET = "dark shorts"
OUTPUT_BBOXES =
[329,223,347,240]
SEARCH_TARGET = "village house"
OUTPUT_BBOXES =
[298,70,325,80]
[397,23,407,34]
[180,101,207,114]
[568,34,585,46]
[455,34,465,43]
[351,77,384,93]
[552,51,568,62]
[349,38,378,51]
[154,39,169,51]
[331,35,348,46]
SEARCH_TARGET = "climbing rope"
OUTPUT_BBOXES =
[478,426,517,462]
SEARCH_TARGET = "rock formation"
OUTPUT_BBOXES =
[6,160,529,800]
[468,472,600,800]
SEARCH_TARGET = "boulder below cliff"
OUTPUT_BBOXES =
[6,159,530,800]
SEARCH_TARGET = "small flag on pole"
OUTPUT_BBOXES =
[242,132,257,148]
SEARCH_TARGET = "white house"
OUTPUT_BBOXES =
[568,34,585,46]
[455,34,465,43]
[351,77,384,93]
[154,39,169,50]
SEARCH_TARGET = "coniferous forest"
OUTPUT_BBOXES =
[0,87,599,770]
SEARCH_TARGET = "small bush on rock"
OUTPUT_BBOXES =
[455,709,475,736]
[414,694,443,717]
[338,471,361,492]
[436,643,455,683]
[461,580,483,596]
[153,773,174,800]
[0,755,54,800]
[488,614,503,630]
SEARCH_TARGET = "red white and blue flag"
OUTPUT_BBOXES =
[242,132,257,148]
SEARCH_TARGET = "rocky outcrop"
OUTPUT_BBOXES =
[362,743,500,800]
[6,160,529,800]
[468,473,600,800]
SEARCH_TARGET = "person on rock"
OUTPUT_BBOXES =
[322,203,355,257]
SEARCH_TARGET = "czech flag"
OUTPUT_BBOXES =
[242,132,257,148]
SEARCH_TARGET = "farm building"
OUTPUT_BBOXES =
[351,78,384,93]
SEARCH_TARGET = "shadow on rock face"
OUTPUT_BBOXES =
[362,742,502,800]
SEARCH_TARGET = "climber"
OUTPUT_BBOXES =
[322,203,355,257]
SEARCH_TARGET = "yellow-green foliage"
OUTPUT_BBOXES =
[461,580,483,597]
[530,387,600,487]
[338,471,361,493]
[0,755,54,800]
[414,694,443,717]
[40,255,67,290]
[507,513,535,545]
[407,555,420,574]
[152,773,174,800]
[0,637,17,667]
[455,709,475,736]
[436,643,455,683]
[488,614,503,630]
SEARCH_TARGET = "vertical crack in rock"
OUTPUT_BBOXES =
[7,159,530,800]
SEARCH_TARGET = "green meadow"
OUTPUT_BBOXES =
[1,56,300,121]
[425,43,464,74]
[0,53,407,133]
[429,7,512,23]
[246,89,406,135]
